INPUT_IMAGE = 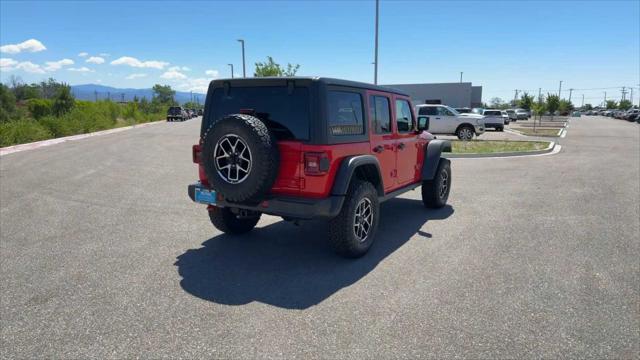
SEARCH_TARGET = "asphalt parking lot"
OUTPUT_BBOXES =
[1,116,638,358]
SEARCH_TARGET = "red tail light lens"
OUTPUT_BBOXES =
[304,152,329,175]
[192,144,201,164]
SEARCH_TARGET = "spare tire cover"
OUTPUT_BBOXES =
[201,114,279,202]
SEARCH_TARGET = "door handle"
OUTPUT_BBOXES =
[397,142,406,150]
[435,117,441,120]
[373,145,384,153]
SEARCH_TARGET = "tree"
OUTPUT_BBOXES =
[618,99,632,110]
[546,93,560,119]
[583,103,593,111]
[52,85,75,116]
[182,101,202,109]
[254,56,300,77]
[489,97,505,109]
[517,92,535,111]
[40,78,65,99]
[0,83,17,123]
[27,99,53,119]
[531,101,546,121]
[605,100,618,109]
[558,99,574,115]
[152,84,176,104]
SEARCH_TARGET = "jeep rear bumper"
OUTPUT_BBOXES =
[188,182,344,220]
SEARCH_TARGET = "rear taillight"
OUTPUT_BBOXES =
[192,144,201,164]
[304,152,330,175]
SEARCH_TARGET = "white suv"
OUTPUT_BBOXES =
[415,104,485,140]
[480,109,506,131]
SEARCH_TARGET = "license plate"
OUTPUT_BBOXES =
[194,187,216,205]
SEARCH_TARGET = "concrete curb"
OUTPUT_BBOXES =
[444,141,557,158]
[0,120,165,156]
[507,127,563,137]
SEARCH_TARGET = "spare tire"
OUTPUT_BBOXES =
[201,114,279,202]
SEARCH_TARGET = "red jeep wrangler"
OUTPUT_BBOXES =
[188,77,451,257]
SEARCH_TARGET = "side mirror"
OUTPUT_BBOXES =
[417,116,429,131]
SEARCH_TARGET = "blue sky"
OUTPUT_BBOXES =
[1,0,639,105]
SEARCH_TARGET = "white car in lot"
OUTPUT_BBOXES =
[479,109,506,131]
[415,104,485,140]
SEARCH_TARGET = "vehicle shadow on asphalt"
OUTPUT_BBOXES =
[175,198,454,309]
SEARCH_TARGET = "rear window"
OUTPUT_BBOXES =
[327,91,364,136]
[418,106,437,116]
[209,86,310,140]
[168,106,182,115]
[485,110,501,116]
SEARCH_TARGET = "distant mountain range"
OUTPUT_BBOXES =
[70,84,206,104]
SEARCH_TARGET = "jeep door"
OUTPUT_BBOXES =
[367,92,396,192]
[393,97,421,186]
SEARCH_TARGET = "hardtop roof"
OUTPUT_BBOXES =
[209,76,410,97]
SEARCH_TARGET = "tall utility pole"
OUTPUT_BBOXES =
[513,89,519,105]
[538,87,542,103]
[621,87,627,101]
[630,87,634,106]
[94,90,98,102]
[581,94,585,108]
[568,88,573,102]
[373,0,379,85]
[558,80,563,99]
[604,91,607,107]
[237,39,246,77]
[459,72,463,83]
[190,91,193,103]
[228,64,234,78]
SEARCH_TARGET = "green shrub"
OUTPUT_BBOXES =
[27,98,53,119]
[0,120,53,147]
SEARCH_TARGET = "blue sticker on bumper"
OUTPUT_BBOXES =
[194,188,216,204]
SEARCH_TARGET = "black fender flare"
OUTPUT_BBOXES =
[331,155,384,196]
[421,139,452,180]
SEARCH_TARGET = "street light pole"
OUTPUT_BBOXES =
[228,64,234,78]
[373,0,379,85]
[460,72,463,83]
[237,39,246,77]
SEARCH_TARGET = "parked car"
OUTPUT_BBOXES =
[167,106,188,122]
[500,110,510,125]
[515,108,530,120]
[197,109,204,116]
[415,104,485,140]
[188,77,452,258]
[455,107,472,114]
[479,109,506,131]
[505,109,518,122]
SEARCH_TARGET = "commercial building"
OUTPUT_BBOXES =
[384,82,483,108]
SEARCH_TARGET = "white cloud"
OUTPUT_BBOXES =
[205,69,219,78]
[160,70,187,80]
[68,66,94,72]
[15,61,46,74]
[44,58,74,71]
[0,39,47,54]
[169,66,190,72]
[78,52,89,57]
[110,56,168,69]
[0,58,18,70]
[125,73,147,80]
[177,77,211,94]
[86,56,105,64]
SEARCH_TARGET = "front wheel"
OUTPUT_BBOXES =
[328,180,380,258]
[456,125,474,140]
[497,126,504,132]
[422,159,451,208]
[208,207,260,234]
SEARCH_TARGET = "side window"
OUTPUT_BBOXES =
[368,95,391,134]
[395,99,414,133]
[437,107,453,116]
[328,91,364,136]
[419,106,437,116]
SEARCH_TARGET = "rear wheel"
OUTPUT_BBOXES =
[208,207,260,234]
[328,180,380,258]
[497,126,504,132]
[456,125,475,140]
[422,159,451,208]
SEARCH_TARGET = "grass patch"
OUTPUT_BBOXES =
[510,127,561,137]
[451,140,550,154]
